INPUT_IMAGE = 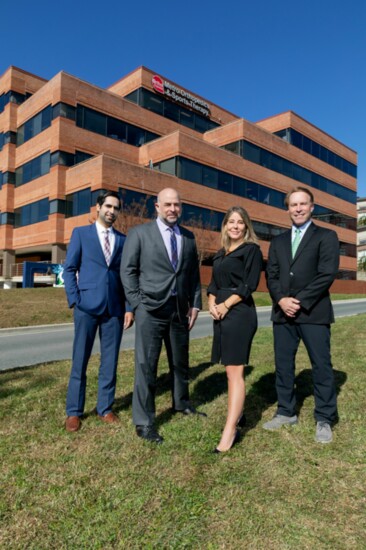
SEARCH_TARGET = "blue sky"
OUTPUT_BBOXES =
[2,0,365,197]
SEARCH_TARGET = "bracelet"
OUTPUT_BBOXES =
[224,301,230,310]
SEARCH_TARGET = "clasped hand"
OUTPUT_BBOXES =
[209,303,228,320]
[278,297,301,318]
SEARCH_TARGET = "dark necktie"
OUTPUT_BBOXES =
[169,228,178,271]
[103,230,111,265]
[292,228,301,258]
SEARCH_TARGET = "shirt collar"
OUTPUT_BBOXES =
[156,217,179,234]
[292,219,312,234]
[96,220,113,235]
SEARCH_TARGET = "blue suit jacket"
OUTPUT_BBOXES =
[63,224,129,317]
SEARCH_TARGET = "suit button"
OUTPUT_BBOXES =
[290,272,294,276]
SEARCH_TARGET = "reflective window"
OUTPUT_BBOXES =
[154,156,357,231]
[223,140,357,204]
[0,212,15,226]
[17,105,52,146]
[49,199,66,215]
[0,90,29,113]
[125,88,219,133]
[274,128,357,178]
[15,152,51,187]
[65,188,92,218]
[76,105,159,147]
[14,199,49,227]
[0,131,16,150]
[52,102,76,121]
[50,151,75,167]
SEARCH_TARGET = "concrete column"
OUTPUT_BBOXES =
[51,244,67,264]
[2,250,15,279]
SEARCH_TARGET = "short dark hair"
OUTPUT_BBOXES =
[284,186,314,207]
[96,190,121,210]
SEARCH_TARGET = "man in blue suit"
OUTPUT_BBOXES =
[63,191,133,432]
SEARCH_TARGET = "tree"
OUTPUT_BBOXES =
[114,195,154,235]
[184,215,220,266]
[358,256,366,272]
[358,216,366,227]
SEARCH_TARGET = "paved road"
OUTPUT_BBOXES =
[1,300,366,371]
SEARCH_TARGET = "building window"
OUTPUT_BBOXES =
[15,152,51,187]
[14,199,49,228]
[0,131,17,150]
[50,151,75,167]
[274,128,357,178]
[0,90,30,113]
[49,199,66,215]
[65,188,92,218]
[125,88,219,133]
[0,212,15,225]
[154,156,356,231]
[52,102,76,121]
[222,140,356,204]
[16,105,52,146]
[76,105,159,147]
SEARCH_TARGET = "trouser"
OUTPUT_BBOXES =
[66,306,124,417]
[273,322,337,423]
[133,298,190,425]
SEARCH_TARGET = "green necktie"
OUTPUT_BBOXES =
[292,228,301,258]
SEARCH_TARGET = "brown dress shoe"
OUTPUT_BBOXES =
[65,416,81,432]
[98,412,119,424]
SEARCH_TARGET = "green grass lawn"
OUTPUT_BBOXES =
[0,315,365,548]
[0,287,364,328]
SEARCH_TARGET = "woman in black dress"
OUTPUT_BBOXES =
[207,206,262,453]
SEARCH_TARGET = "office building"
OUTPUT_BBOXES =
[0,65,360,289]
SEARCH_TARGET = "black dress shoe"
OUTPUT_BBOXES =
[213,429,240,453]
[136,425,163,444]
[175,405,207,417]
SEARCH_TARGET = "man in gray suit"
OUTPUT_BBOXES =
[121,188,203,443]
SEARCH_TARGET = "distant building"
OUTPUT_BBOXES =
[0,65,358,288]
[357,197,366,279]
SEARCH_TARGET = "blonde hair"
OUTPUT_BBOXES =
[221,206,258,251]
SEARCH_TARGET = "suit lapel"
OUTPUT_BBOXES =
[110,231,121,264]
[153,221,175,270]
[177,225,185,271]
[283,231,292,265]
[291,223,316,263]
[91,224,106,264]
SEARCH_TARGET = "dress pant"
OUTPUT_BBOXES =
[66,306,124,417]
[273,322,337,423]
[133,297,190,426]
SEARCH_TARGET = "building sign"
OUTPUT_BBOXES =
[152,75,211,117]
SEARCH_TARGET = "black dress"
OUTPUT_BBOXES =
[207,243,263,365]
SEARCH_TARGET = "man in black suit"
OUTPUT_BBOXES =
[120,187,203,443]
[265,186,339,443]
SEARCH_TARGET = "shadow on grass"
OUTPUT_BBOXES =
[112,360,214,424]
[0,365,59,400]
[238,367,347,433]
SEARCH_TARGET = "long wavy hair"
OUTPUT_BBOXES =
[221,206,258,252]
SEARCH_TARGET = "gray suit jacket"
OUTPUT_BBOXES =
[120,220,202,320]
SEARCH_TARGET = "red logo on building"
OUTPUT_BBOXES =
[152,75,164,94]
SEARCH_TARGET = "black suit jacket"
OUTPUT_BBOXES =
[266,222,339,324]
[120,220,202,320]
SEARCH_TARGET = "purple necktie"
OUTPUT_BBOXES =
[169,228,178,270]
